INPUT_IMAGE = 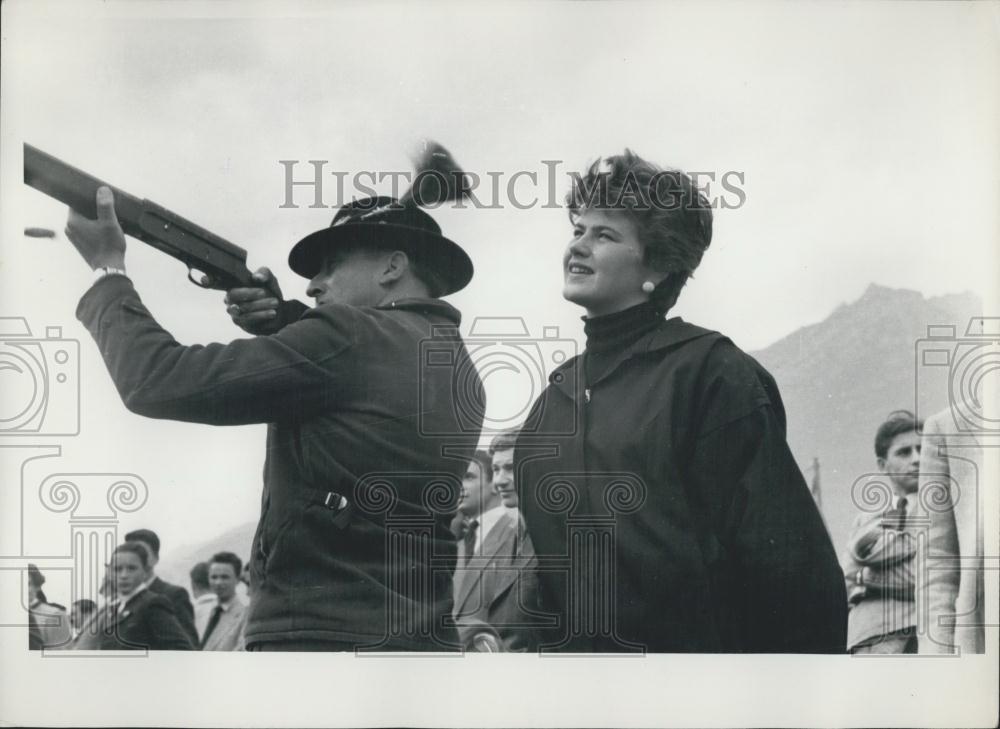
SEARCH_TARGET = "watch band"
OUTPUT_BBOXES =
[92,266,128,284]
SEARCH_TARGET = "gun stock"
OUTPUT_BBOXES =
[24,143,254,290]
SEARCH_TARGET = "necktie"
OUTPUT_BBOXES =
[463,519,479,565]
[885,496,907,531]
[201,605,223,647]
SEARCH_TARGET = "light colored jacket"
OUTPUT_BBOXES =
[917,406,987,654]
[201,599,248,651]
[453,512,543,651]
[30,601,72,649]
[840,492,919,650]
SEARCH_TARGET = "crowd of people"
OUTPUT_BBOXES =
[27,529,251,651]
[32,146,984,654]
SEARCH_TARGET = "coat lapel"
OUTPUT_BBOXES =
[453,514,514,613]
[488,520,536,601]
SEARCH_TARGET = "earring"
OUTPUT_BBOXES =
[641,281,655,294]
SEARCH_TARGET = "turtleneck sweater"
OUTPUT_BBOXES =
[582,300,663,387]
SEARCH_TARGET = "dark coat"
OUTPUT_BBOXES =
[518,318,847,653]
[77,278,482,650]
[146,576,198,646]
[72,590,195,650]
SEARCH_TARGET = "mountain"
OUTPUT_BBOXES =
[750,284,982,553]
[159,284,983,584]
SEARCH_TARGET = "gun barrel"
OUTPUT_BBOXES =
[24,143,148,239]
[23,143,254,289]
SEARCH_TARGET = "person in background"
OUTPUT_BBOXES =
[918,403,987,655]
[26,564,71,649]
[517,151,846,652]
[842,411,922,654]
[201,552,248,651]
[72,542,194,651]
[189,561,217,640]
[124,528,198,645]
[69,599,97,640]
[453,436,544,651]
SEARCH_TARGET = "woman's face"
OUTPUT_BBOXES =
[562,208,660,317]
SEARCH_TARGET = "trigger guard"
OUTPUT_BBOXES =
[187,267,213,289]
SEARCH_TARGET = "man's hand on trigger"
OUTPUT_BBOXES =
[213,267,285,335]
[64,186,127,271]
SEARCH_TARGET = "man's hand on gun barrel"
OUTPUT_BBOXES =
[64,186,127,271]
[63,186,283,336]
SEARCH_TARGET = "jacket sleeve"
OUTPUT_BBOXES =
[847,517,917,567]
[917,415,960,654]
[685,345,847,653]
[840,515,868,607]
[76,276,357,425]
[144,596,196,650]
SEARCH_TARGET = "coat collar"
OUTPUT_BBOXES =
[376,297,462,325]
[111,588,153,626]
[547,317,717,398]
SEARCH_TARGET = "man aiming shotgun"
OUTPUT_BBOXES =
[34,144,483,651]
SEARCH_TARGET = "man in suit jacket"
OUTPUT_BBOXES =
[453,438,545,651]
[125,528,198,645]
[842,411,922,653]
[74,543,194,651]
[201,552,248,651]
[917,404,988,655]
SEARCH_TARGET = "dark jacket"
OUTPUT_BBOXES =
[77,278,482,650]
[146,576,198,646]
[72,589,195,650]
[518,318,847,653]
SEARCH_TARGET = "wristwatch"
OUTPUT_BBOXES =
[92,265,128,284]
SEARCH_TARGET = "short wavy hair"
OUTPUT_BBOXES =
[210,551,243,577]
[566,150,713,313]
[488,428,519,456]
[114,541,151,569]
[874,410,923,460]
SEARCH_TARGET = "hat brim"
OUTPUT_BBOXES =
[288,222,473,296]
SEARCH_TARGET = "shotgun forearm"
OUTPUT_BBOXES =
[24,143,255,290]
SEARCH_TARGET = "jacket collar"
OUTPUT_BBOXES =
[376,297,462,325]
[548,317,716,398]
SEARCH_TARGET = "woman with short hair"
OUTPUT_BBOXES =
[517,151,847,653]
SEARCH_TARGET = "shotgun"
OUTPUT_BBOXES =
[24,143,254,290]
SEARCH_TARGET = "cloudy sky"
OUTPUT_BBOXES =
[0,2,997,722]
[3,0,998,566]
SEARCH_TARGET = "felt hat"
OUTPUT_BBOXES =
[288,196,473,296]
